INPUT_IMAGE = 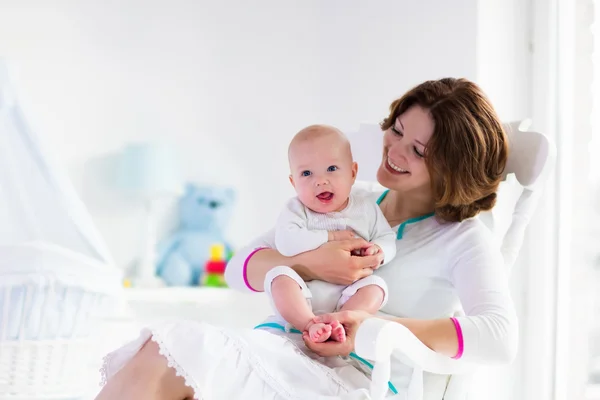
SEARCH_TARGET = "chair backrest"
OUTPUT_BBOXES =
[346,121,556,272]
[492,121,557,269]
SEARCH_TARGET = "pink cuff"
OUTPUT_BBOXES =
[243,247,269,292]
[450,317,464,359]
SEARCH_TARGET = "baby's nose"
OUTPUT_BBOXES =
[315,177,329,186]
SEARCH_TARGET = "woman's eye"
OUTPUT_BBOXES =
[327,166,338,172]
[414,147,424,158]
[302,170,311,177]
[391,126,403,136]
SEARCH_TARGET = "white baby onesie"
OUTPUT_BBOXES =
[265,188,396,326]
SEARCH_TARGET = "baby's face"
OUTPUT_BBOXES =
[289,135,357,213]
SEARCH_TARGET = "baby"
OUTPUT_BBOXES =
[264,124,396,343]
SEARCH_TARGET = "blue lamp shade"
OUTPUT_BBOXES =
[117,142,182,195]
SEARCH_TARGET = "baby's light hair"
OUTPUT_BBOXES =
[288,124,351,164]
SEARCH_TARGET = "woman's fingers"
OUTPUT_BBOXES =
[304,310,373,357]
[341,238,370,251]
[303,237,383,285]
[302,332,353,357]
[352,254,382,269]
[354,267,373,281]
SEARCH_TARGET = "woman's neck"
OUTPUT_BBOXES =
[381,189,435,226]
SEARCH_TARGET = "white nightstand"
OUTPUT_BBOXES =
[123,286,272,329]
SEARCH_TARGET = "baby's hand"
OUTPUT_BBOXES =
[360,244,384,266]
[360,243,381,256]
[328,230,356,242]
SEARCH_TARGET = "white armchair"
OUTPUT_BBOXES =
[346,121,557,400]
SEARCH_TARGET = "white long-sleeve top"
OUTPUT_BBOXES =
[274,188,397,265]
[225,189,518,368]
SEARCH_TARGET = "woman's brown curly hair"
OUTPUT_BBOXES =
[381,78,509,222]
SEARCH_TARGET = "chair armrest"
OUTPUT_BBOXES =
[354,317,477,375]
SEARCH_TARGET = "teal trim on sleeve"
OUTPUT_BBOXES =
[348,352,399,395]
[254,322,302,334]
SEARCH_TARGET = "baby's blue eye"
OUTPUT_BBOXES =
[327,166,338,172]
[302,170,311,177]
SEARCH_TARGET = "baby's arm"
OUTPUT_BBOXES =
[274,197,329,256]
[367,203,397,266]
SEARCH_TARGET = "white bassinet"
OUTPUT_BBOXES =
[0,60,123,399]
[0,243,122,399]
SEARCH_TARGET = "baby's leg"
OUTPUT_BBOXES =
[332,276,389,342]
[338,275,388,312]
[264,266,331,342]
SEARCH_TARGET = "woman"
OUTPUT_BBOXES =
[97,78,518,400]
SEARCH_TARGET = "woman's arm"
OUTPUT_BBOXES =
[303,311,460,358]
[225,228,383,292]
[447,244,518,364]
[224,228,279,292]
[387,228,518,364]
[385,317,460,358]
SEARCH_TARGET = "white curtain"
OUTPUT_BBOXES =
[0,59,113,266]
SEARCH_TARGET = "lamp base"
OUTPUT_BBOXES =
[132,198,165,289]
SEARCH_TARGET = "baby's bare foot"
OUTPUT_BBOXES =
[330,320,346,342]
[307,322,332,343]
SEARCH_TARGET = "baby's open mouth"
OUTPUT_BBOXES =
[316,192,334,202]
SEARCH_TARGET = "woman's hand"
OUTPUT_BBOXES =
[327,229,356,242]
[293,238,383,286]
[360,243,381,257]
[302,310,373,357]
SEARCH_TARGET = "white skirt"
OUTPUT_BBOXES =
[99,320,377,400]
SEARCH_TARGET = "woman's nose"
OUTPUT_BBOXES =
[388,142,406,160]
[388,141,408,160]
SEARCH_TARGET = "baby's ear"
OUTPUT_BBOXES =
[289,175,295,188]
[351,161,358,180]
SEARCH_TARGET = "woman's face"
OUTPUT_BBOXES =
[377,105,434,194]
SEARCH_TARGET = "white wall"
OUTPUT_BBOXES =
[0,0,479,267]
[0,1,542,399]
[476,0,532,122]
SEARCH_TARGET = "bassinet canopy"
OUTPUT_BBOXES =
[0,59,114,266]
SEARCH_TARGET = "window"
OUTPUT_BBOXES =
[586,0,600,398]
[592,1,600,184]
